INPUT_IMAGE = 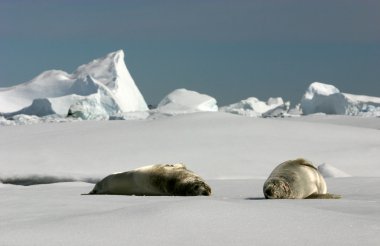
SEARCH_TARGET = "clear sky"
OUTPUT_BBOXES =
[1,0,379,106]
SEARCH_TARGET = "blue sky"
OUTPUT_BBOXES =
[1,0,379,105]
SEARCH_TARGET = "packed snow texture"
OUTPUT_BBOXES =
[156,88,218,115]
[1,113,380,245]
[0,50,148,118]
[300,82,380,116]
[2,112,379,180]
[220,97,290,117]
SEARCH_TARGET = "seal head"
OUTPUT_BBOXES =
[263,158,340,199]
[263,178,292,199]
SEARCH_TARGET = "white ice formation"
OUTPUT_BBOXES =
[318,163,351,178]
[300,82,380,116]
[0,50,148,119]
[220,97,290,117]
[156,88,218,115]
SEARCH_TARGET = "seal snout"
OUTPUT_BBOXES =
[200,184,212,196]
[201,190,210,196]
[191,181,211,196]
[264,188,273,198]
[264,185,280,199]
[263,179,289,199]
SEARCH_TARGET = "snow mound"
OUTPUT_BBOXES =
[156,89,218,115]
[220,97,290,117]
[318,163,352,178]
[300,82,380,116]
[0,50,148,118]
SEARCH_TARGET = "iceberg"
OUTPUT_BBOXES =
[220,97,290,117]
[67,83,122,120]
[73,50,148,112]
[300,82,380,116]
[0,50,148,118]
[156,89,218,115]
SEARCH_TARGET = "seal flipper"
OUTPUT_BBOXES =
[305,193,341,199]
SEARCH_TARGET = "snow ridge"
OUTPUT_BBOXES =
[0,174,99,186]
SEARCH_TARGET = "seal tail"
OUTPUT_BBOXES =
[306,193,341,199]
[84,189,97,195]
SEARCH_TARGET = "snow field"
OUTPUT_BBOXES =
[0,177,379,245]
[0,113,379,245]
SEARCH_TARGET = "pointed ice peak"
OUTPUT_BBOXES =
[74,50,125,85]
[74,49,149,112]
[110,49,125,60]
[65,49,148,112]
[0,50,148,114]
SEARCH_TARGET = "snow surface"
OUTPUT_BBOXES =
[1,112,380,245]
[0,50,148,116]
[156,88,218,115]
[301,82,380,116]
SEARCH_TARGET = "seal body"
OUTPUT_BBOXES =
[89,163,211,196]
[263,158,339,199]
